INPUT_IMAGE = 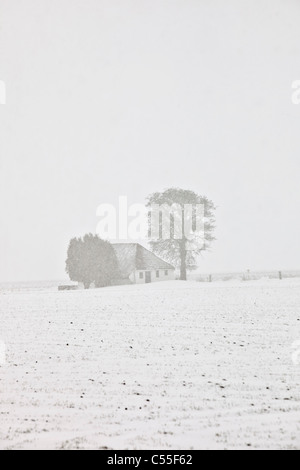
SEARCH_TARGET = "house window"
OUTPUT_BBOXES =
[165,270,168,276]
[156,270,159,278]
[139,272,144,279]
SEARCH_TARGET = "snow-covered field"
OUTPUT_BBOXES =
[0,279,299,450]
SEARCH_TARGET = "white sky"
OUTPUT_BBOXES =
[0,0,300,281]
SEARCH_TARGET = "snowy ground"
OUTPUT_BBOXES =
[0,279,299,450]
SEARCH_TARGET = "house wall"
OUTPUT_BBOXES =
[133,269,175,284]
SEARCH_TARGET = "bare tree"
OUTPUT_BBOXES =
[146,188,216,280]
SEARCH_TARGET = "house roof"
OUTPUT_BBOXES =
[112,243,175,278]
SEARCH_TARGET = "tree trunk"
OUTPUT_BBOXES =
[179,241,187,280]
[180,264,187,280]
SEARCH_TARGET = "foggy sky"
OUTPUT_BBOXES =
[0,0,300,282]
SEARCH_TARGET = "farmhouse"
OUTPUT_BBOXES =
[112,243,175,284]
